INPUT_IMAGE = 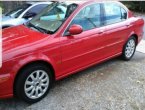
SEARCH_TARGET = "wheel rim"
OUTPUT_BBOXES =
[125,39,136,58]
[24,70,49,99]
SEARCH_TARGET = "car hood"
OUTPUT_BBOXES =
[2,15,12,21]
[2,15,28,27]
[2,15,16,24]
[2,25,50,53]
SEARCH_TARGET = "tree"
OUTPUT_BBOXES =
[1,1,26,13]
[122,1,145,12]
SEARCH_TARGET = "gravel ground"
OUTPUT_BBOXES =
[0,14,145,110]
[0,52,145,110]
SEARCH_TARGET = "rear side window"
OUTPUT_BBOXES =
[70,3,101,31]
[121,7,127,20]
[104,3,127,25]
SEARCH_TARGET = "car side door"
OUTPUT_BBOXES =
[102,2,131,56]
[59,3,108,76]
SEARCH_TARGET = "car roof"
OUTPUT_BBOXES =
[26,1,124,7]
[27,1,86,5]
[61,1,86,5]
[26,1,53,5]
[63,0,122,5]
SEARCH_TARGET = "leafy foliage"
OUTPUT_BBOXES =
[1,1,145,13]
[0,2,3,9]
[1,1,25,13]
[122,1,145,12]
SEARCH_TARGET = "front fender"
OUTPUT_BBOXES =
[11,53,56,79]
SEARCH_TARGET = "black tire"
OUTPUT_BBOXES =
[14,63,53,104]
[122,36,137,61]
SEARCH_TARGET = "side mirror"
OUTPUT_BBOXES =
[23,12,36,19]
[68,24,83,35]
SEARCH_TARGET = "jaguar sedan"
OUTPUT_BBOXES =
[1,1,144,103]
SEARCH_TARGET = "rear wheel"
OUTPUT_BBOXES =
[122,36,137,61]
[14,64,53,103]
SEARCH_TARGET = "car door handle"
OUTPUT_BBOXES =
[97,30,104,34]
[126,24,130,27]
[126,24,131,27]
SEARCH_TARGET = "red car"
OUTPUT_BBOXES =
[1,1,144,103]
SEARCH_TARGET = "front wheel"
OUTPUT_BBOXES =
[122,36,137,61]
[14,64,53,103]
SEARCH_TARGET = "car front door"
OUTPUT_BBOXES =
[59,3,108,77]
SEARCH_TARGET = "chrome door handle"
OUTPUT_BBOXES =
[98,30,104,34]
[126,24,130,27]
[97,30,104,34]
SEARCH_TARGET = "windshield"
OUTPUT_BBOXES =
[27,2,78,34]
[5,4,31,18]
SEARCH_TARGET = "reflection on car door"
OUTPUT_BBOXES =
[59,32,84,76]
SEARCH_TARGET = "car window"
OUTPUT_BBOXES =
[28,3,78,34]
[69,3,101,31]
[121,7,127,20]
[104,3,127,25]
[24,4,48,17]
[42,6,66,17]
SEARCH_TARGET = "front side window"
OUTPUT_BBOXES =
[104,3,127,25]
[121,7,127,20]
[27,2,78,34]
[70,3,101,31]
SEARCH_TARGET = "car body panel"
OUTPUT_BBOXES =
[0,1,144,99]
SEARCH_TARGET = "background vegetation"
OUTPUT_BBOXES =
[0,1,25,13]
[0,1,2,10]
[0,1,145,14]
[122,1,145,13]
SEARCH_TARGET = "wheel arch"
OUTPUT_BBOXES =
[127,31,139,45]
[131,34,138,45]
[13,60,56,97]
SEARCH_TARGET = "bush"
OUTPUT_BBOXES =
[1,1,25,13]
[122,1,145,12]
[0,2,2,9]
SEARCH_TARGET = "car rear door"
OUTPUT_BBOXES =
[102,2,131,56]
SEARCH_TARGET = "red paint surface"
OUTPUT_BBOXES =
[0,1,144,98]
